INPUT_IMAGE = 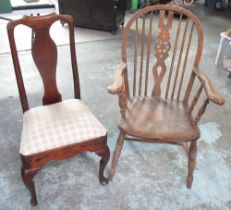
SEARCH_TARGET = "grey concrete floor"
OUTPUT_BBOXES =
[0,4,231,210]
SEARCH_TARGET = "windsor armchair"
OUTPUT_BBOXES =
[7,13,110,205]
[108,5,224,187]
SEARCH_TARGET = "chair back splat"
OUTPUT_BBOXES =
[7,13,80,112]
[121,5,203,101]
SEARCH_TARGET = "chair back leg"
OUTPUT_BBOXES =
[109,131,126,181]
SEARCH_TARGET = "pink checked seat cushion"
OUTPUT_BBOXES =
[20,99,106,156]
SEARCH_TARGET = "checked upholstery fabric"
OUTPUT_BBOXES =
[20,99,106,156]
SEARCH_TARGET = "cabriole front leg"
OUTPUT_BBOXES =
[96,145,110,185]
[21,166,40,206]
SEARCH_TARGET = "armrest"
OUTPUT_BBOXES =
[108,62,127,95]
[193,67,225,105]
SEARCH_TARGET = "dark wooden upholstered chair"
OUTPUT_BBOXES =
[108,5,224,187]
[7,13,110,206]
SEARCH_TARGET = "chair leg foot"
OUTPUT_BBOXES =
[96,145,110,185]
[187,176,193,188]
[108,131,125,181]
[21,167,40,206]
[187,140,197,188]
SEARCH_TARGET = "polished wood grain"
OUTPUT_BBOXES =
[7,13,110,206]
[108,5,224,187]
[32,24,61,105]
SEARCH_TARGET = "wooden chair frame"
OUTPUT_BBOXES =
[108,5,224,187]
[7,13,110,206]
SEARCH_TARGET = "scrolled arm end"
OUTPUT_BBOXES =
[194,67,225,105]
[108,62,127,95]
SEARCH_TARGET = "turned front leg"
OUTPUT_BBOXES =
[109,131,125,181]
[187,140,197,188]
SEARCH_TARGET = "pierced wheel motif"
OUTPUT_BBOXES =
[152,10,173,97]
[155,40,171,60]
